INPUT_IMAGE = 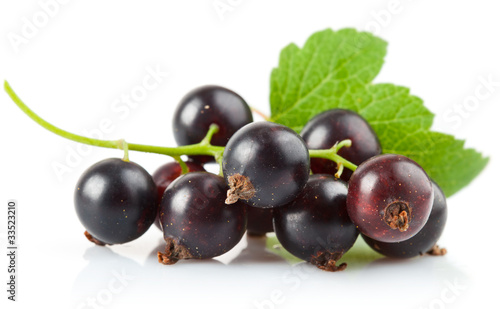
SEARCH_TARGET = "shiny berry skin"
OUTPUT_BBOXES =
[173,85,253,163]
[74,158,157,245]
[151,161,205,230]
[347,154,433,243]
[222,122,310,208]
[158,172,247,264]
[300,109,381,182]
[273,175,359,271]
[246,206,274,237]
[362,180,447,258]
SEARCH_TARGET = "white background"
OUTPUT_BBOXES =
[1,1,499,308]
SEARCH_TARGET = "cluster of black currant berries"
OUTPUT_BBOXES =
[75,85,447,272]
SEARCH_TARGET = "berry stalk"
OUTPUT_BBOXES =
[4,81,224,162]
[4,80,358,172]
[308,140,358,172]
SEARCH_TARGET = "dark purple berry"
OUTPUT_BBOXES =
[222,122,310,208]
[173,85,253,163]
[151,161,205,230]
[74,158,157,245]
[246,206,274,237]
[158,172,247,264]
[301,109,381,182]
[362,180,447,258]
[347,154,433,243]
[273,175,359,271]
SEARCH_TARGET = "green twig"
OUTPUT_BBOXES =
[4,80,225,160]
[117,139,130,162]
[5,80,358,173]
[308,140,358,172]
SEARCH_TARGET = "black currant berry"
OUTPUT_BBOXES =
[151,161,205,230]
[362,180,447,258]
[300,109,381,182]
[173,85,253,163]
[273,175,359,271]
[74,158,157,245]
[158,172,247,264]
[246,206,274,237]
[347,154,433,243]
[222,121,310,208]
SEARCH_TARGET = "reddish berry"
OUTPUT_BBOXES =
[346,154,433,243]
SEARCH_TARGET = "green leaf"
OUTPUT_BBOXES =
[354,84,434,135]
[382,130,489,197]
[269,28,488,196]
[270,28,387,131]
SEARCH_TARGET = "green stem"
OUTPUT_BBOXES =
[117,139,130,162]
[201,124,219,145]
[4,80,358,172]
[308,140,358,172]
[4,80,224,160]
[173,156,188,174]
[250,106,270,120]
[335,163,344,179]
